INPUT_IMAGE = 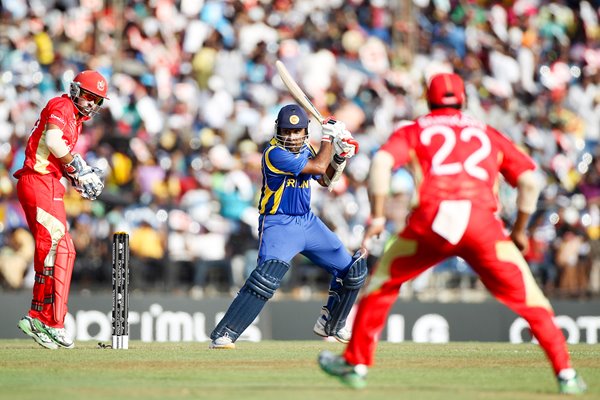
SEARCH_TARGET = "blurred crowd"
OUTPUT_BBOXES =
[0,0,598,300]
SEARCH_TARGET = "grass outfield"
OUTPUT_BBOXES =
[0,341,598,400]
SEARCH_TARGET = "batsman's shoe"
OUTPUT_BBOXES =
[17,316,58,350]
[558,371,587,395]
[30,318,74,349]
[318,350,367,389]
[209,334,236,349]
[313,312,351,343]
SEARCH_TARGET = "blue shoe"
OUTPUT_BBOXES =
[318,350,367,389]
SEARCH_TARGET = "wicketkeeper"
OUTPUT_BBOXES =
[209,104,367,349]
[14,70,108,349]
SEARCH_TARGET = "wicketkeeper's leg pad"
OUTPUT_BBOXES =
[210,259,290,342]
[324,249,368,335]
[52,234,76,325]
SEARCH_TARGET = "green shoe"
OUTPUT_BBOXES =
[17,316,58,350]
[30,318,74,349]
[318,350,367,389]
[558,372,587,395]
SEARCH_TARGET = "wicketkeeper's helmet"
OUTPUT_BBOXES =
[427,73,465,109]
[69,70,109,117]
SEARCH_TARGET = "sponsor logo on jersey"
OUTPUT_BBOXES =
[285,178,309,188]
[49,114,65,124]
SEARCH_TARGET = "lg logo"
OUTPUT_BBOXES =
[384,314,600,344]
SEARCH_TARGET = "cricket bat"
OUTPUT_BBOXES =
[275,60,325,124]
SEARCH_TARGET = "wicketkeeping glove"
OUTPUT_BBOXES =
[321,117,346,141]
[77,167,104,200]
[64,154,104,200]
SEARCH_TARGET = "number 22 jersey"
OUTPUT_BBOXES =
[381,108,536,212]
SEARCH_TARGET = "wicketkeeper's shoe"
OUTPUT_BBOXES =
[557,370,587,395]
[318,350,367,389]
[30,318,74,349]
[209,334,236,349]
[17,316,58,350]
[313,310,351,343]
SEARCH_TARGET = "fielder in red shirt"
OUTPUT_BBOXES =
[14,70,108,349]
[318,73,587,394]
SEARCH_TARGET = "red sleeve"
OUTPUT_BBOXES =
[380,124,414,169]
[489,126,536,186]
[45,99,70,131]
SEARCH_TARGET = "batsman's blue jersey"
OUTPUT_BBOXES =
[258,139,316,216]
[257,139,352,279]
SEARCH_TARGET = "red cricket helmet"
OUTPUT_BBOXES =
[427,73,465,108]
[72,70,109,99]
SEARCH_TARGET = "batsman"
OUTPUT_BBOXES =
[14,70,108,349]
[209,104,367,349]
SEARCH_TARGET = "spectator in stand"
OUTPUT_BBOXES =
[0,227,34,290]
[524,212,557,293]
[129,219,167,290]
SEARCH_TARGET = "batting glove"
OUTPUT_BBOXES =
[321,117,346,142]
[333,136,359,159]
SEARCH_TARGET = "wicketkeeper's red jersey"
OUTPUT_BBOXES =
[14,94,82,180]
[381,108,536,211]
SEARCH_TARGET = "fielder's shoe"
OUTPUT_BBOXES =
[558,369,587,395]
[30,318,74,349]
[17,316,58,350]
[318,350,367,389]
[209,333,236,349]
[313,310,351,343]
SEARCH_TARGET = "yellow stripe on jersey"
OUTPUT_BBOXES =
[34,131,52,174]
[270,177,286,213]
[259,186,274,214]
[496,241,553,311]
[264,146,294,176]
[259,178,287,214]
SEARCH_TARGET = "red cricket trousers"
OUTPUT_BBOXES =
[345,205,572,375]
[17,173,74,328]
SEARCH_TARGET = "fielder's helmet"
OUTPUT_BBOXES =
[427,73,465,108]
[275,104,309,153]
